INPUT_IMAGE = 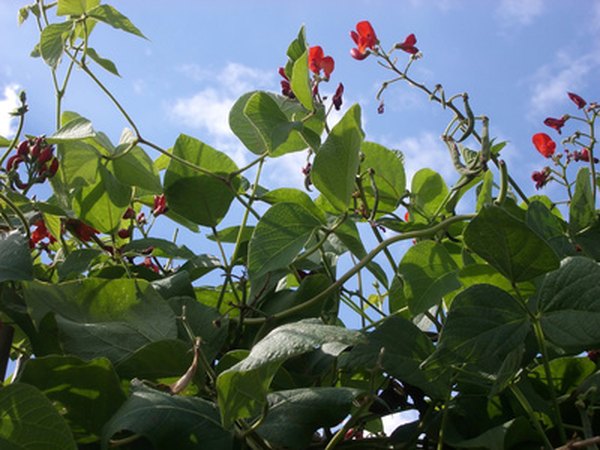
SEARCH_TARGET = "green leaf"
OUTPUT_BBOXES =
[18,355,126,437]
[0,231,33,283]
[57,248,102,280]
[425,284,530,371]
[570,167,595,234]
[242,92,297,154]
[526,200,573,258]
[86,47,120,76]
[538,257,600,353]
[360,142,406,216]
[290,50,313,110]
[0,135,11,147]
[398,240,460,315]
[102,384,233,450]
[216,319,364,427]
[248,202,323,280]
[0,383,77,449]
[87,4,146,39]
[122,238,195,260]
[47,116,96,143]
[56,0,98,16]
[341,316,445,398]
[410,168,448,222]
[114,339,195,380]
[285,26,307,68]
[312,104,364,211]
[529,356,596,397]
[258,388,361,450]
[476,169,494,211]
[39,21,73,68]
[457,264,535,300]
[464,205,560,282]
[260,188,325,222]
[447,418,532,450]
[23,278,177,364]
[57,140,101,188]
[73,164,131,233]
[164,134,239,227]
[179,254,222,281]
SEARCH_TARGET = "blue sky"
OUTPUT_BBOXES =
[1,1,599,195]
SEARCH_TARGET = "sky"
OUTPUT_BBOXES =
[1,0,599,434]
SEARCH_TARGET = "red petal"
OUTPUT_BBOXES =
[532,133,556,158]
[308,46,324,73]
[321,56,335,78]
[568,92,586,109]
[404,33,417,46]
[350,48,368,60]
[350,30,360,46]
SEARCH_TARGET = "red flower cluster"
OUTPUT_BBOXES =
[350,21,379,60]
[152,194,168,216]
[29,220,56,249]
[532,167,551,190]
[532,133,556,158]
[308,46,334,80]
[396,34,419,54]
[6,137,59,190]
[66,219,99,242]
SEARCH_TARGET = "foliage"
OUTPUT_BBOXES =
[1,1,600,449]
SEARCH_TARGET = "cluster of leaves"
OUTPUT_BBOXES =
[1,1,600,449]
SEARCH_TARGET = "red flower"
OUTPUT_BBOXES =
[544,116,567,134]
[332,83,344,110]
[6,154,22,172]
[29,220,56,248]
[278,67,295,99]
[568,92,586,109]
[67,219,99,242]
[152,194,168,216]
[573,148,599,163]
[142,256,160,273]
[350,21,379,60]
[532,167,551,190]
[396,33,419,54]
[532,133,556,158]
[308,46,334,79]
[118,228,131,239]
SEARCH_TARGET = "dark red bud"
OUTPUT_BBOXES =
[17,140,29,156]
[38,147,53,165]
[48,158,59,176]
[118,228,131,239]
[123,207,136,219]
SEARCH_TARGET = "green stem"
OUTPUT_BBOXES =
[510,384,553,450]
[531,319,567,443]
[0,192,31,240]
[324,396,373,450]
[494,160,508,205]
[0,104,26,167]
[236,214,474,325]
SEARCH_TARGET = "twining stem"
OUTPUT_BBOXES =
[237,214,475,325]
[0,192,31,240]
[0,101,26,167]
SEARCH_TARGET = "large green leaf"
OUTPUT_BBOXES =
[258,388,360,450]
[164,134,239,227]
[341,317,445,398]
[570,167,595,234]
[39,21,73,68]
[360,142,406,215]
[23,278,177,364]
[398,240,460,315]
[57,140,101,188]
[537,257,600,353]
[18,355,126,437]
[112,146,162,193]
[242,91,297,154]
[56,0,99,15]
[102,384,232,450]
[425,284,530,371]
[87,4,146,39]
[248,202,323,280]
[0,231,33,283]
[410,168,448,222]
[122,238,196,260]
[73,164,131,233]
[0,383,77,449]
[464,205,560,282]
[260,187,325,222]
[86,47,120,76]
[312,104,364,211]
[526,200,573,258]
[290,50,313,110]
[216,319,364,427]
[47,116,96,143]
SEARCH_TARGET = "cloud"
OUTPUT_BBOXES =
[496,0,543,26]
[528,51,599,116]
[0,84,20,137]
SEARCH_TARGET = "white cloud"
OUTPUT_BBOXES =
[496,0,543,26]
[0,84,20,137]
[528,51,599,116]
[383,131,458,183]
[171,88,234,138]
